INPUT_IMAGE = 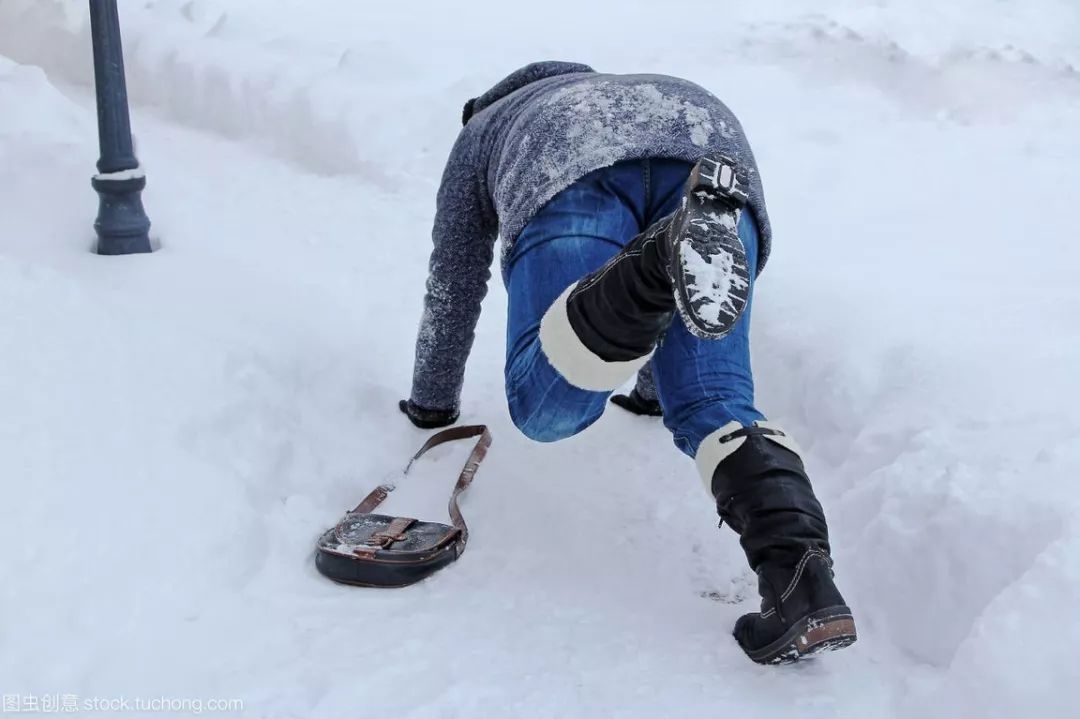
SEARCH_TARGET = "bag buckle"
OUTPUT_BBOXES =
[364,517,417,549]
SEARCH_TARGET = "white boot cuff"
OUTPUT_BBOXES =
[538,283,653,392]
[695,420,805,493]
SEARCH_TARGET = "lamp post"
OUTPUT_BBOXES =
[89,0,151,255]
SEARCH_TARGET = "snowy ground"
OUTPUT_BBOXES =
[1,1,1078,717]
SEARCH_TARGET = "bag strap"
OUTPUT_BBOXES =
[351,425,492,545]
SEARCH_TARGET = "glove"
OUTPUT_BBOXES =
[609,389,663,417]
[399,399,459,429]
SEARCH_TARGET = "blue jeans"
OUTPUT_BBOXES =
[504,159,764,458]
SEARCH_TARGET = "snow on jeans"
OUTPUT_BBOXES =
[503,158,765,457]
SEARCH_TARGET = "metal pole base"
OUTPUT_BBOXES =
[92,172,152,255]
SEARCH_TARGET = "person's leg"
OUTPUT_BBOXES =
[504,162,647,442]
[651,207,831,566]
[506,153,759,443]
[530,152,757,429]
[646,159,856,664]
[636,158,763,454]
[651,209,764,456]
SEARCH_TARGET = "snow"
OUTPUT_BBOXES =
[1,1,1079,717]
[679,239,747,325]
[93,167,146,181]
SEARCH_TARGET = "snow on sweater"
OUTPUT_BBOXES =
[410,62,772,412]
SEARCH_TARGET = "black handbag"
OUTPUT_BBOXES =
[315,425,491,587]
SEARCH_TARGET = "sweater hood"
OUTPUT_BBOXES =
[462,61,595,125]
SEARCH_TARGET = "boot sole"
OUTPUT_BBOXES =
[743,605,857,665]
[671,157,751,340]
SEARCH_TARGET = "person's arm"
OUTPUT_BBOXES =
[402,127,497,427]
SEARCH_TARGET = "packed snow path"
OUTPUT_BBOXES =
[1,1,1078,717]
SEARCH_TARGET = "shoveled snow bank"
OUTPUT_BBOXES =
[1,2,1078,717]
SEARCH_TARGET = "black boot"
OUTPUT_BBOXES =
[565,214,677,362]
[537,155,751,392]
[537,214,676,392]
[700,423,857,664]
[566,153,753,356]
[539,154,753,392]
[667,154,752,340]
[733,549,855,664]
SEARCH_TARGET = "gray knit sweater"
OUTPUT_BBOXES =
[409,62,771,412]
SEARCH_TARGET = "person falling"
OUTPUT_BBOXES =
[401,61,856,664]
